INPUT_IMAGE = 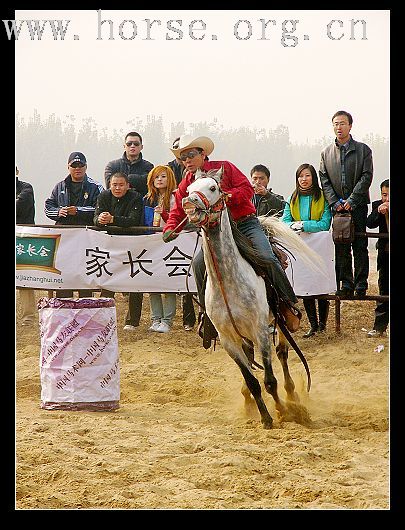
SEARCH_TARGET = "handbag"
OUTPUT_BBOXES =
[332,212,354,243]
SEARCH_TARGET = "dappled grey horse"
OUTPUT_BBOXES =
[183,167,320,429]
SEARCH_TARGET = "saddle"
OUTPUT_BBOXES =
[238,239,301,333]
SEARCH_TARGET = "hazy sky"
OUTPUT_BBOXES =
[14,9,389,144]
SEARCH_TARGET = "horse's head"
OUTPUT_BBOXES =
[182,166,225,227]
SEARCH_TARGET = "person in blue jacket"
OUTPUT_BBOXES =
[44,152,104,298]
[282,163,332,337]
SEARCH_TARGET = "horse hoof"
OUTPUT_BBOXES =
[262,419,273,429]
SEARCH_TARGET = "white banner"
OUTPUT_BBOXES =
[283,231,337,296]
[16,226,336,296]
[16,226,200,292]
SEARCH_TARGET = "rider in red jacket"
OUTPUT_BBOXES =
[165,159,255,232]
[162,135,301,346]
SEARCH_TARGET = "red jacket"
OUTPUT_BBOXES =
[163,160,255,233]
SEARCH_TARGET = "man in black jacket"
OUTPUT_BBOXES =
[16,166,36,325]
[319,110,373,299]
[94,172,144,331]
[366,179,389,337]
[250,164,285,217]
[104,131,154,196]
[104,133,153,325]
[16,167,35,225]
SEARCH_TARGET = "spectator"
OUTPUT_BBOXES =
[366,179,389,337]
[16,166,36,325]
[162,134,301,349]
[44,152,103,298]
[168,137,197,331]
[319,110,373,299]
[282,163,332,337]
[167,136,185,186]
[104,131,154,196]
[250,164,285,217]
[104,132,154,320]
[144,166,178,333]
[94,172,143,331]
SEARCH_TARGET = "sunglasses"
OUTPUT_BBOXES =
[126,141,141,147]
[179,149,202,162]
[69,162,85,168]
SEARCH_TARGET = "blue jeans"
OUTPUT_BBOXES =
[149,293,177,326]
[192,215,298,309]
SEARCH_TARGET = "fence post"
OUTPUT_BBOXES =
[335,298,341,333]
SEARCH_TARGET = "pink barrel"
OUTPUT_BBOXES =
[38,297,120,411]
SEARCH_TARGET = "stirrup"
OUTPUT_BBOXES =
[198,313,218,349]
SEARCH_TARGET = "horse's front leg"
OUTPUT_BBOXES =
[224,341,273,429]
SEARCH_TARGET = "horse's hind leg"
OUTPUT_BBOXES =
[276,331,299,402]
[275,331,312,426]
[234,358,273,429]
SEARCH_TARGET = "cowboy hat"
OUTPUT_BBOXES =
[170,135,214,158]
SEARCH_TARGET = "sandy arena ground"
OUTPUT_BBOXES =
[16,269,389,510]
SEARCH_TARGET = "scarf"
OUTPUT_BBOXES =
[290,191,325,221]
[298,184,313,196]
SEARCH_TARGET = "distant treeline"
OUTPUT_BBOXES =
[16,110,389,224]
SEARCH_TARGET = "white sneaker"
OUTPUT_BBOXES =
[156,322,171,333]
[123,324,137,331]
[148,321,161,332]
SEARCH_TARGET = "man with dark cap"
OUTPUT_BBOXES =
[44,151,104,297]
[45,152,104,225]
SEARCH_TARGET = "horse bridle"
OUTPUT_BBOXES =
[183,190,226,228]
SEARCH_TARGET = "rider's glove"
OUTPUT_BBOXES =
[162,230,179,243]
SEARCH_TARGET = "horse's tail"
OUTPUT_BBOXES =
[258,215,326,275]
